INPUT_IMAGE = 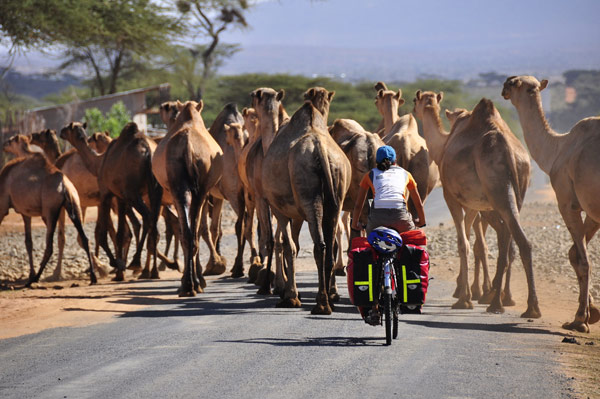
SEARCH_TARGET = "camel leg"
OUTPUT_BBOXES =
[243,193,262,281]
[482,212,511,314]
[49,209,66,282]
[582,217,600,324]
[271,225,285,297]
[230,191,247,278]
[274,215,301,307]
[200,197,226,276]
[126,196,152,275]
[325,212,340,304]
[255,197,274,294]
[22,216,36,283]
[333,215,346,277]
[29,211,60,285]
[500,240,517,307]
[444,191,473,309]
[96,194,125,280]
[64,200,97,285]
[560,203,595,332]
[159,206,180,271]
[147,183,163,280]
[126,207,141,248]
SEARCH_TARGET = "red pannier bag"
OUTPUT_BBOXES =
[400,229,427,247]
[346,237,379,307]
[394,243,430,306]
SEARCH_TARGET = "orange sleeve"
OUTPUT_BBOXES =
[359,172,375,194]
[406,172,417,190]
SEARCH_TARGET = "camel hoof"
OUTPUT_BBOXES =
[230,263,244,278]
[589,304,600,324]
[204,259,226,276]
[334,268,346,277]
[452,299,474,310]
[257,287,272,296]
[198,276,207,290]
[150,270,160,279]
[478,290,496,305]
[167,261,180,272]
[138,270,152,279]
[311,304,332,315]
[277,298,302,308]
[452,285,461,299]
[90,274,98,285]
[127,260,142,271]
[486,303,505,314]
[247,265,262,284]
[520,305,541,319]
[562,320,589,333]
[158,261,166,271]
[112,270,125,282]
[329,292,340,303]
[502,296,516,307]
[46,274,62,283]
[178,289,196,297]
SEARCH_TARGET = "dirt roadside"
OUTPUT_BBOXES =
[0,194,598,398]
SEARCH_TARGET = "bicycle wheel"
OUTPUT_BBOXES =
[392,298,399,339]
[384,293,392,345]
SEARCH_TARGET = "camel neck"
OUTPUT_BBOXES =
[71,138,103,176]
[421,107,449,165]
[259,117,278,154]
[383,108,399,135]
[514,93,563,174]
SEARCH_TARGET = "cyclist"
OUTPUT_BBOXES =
[351,145,426,234]
[350,145,426,325]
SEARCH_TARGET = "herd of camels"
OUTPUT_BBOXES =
[1,75,598,333]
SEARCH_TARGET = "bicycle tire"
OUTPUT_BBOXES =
[392,299,399,339]
[384,293,392,345]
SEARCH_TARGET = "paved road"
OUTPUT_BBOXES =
[0,272,574,399]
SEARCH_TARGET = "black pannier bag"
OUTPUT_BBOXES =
[347,247,381,307]
[394,243,430,306]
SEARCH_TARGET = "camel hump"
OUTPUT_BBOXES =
[223,102,239,114]
[472,98,496,118]
[119,122,139,138]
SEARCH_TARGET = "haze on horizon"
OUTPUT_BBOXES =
[3,0,599,81]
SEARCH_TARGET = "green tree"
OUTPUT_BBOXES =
[82,101,131,138]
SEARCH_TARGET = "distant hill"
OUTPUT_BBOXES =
[1,68,81,100]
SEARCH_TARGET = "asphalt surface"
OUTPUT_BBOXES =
[0,271,575,399]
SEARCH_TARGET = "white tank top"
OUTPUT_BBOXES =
[371,166,410,209]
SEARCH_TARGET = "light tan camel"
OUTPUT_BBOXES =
[262,87,351,314]
[503,75,600,332]
[413,91,504,301]
[152,100,223,296]
[413,93,539,318]
[60,122,163,281]
[1,134,96,285]
[374,82,439,208]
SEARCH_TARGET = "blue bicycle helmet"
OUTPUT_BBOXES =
[367,226,403,254]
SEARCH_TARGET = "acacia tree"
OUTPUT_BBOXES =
[1,0,180,95]
[175,0,250,100]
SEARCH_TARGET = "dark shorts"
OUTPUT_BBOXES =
[366,207,415,234]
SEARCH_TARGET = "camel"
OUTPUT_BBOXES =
[262,87,351,314]
[374,82,439,209]
[413,92,539,318]
[242,88,288,289]
[60,122,163,282]
[502,75,600,332]
[152,100,223,296]
[1,134,96,285]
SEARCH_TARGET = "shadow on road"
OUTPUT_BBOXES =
[400,319,564,336]
[216,336,386,347]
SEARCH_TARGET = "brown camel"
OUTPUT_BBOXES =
[503,75,600,332]
[1,134,96,285]
[60,122,163,281]
[152,100,223,296]
[413,92,539,318]
[262,87,351,314]
[374,82,439,209]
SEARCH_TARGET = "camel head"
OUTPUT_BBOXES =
[445,108,471,131]
[160,101,179,128]
[88,131,112,154]
[375,87,404,117]
[60,122,88,145]
[303,87,335,119]
[3,134,32,156]
[412,90,444,120]
[502,75,548,106]
[224,123,246,159]
[30,129,59,151]
[374,81,388,92]
[242,107,258,138]
[250,88,285,128]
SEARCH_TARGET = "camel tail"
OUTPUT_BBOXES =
[314,137,338,209]
[183,134,202,196]
[62,177,83,224]
[500,136,523,209]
